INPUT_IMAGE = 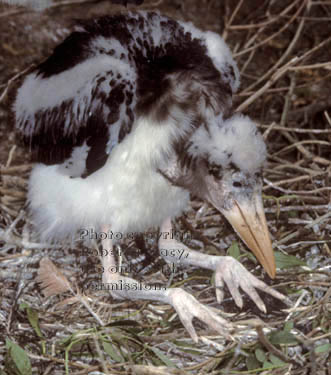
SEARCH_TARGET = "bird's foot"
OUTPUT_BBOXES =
[159,228,288,312]
[214,256,288,313]
[167,288,233,343]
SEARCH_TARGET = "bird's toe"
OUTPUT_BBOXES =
[214,256,286,312]
[167,288,233,342]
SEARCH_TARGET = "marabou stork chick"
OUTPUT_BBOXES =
[14,11,285,342]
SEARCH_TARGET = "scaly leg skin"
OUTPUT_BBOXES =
[100,225,232,342]
[159,218,289,313]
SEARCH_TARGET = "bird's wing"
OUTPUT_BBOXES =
[14,28,136,177]
[13,12,240,177]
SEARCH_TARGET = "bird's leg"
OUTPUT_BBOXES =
[100,225,232,342]
[159,218,287,313]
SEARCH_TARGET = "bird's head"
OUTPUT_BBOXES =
[204,166,276,279]
[195,114,276,278]
[163,113,276,278]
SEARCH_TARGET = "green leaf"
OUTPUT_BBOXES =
[227,241,240,260]
[269,330,298,345]
[149,346,177,368]
[173,340,196,348]
[274,251,306,269]
[5,338,32,375]
[243,251,258,264]
[315,343,331,354]
[18,302,29,311]
[26,308,43,338]
[269,354,286,366]
[263,361,274,369]
[255,348,266,363]
[102,341,124,362]
[105,320,140,328]
[246,354,260,370]
[284,321,294,332]
[180,348,204,355]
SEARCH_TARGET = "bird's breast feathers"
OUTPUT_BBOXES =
[28,116,190,241]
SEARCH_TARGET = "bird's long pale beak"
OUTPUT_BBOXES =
[221,192,276,279]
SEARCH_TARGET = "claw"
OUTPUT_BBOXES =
[215,282,224,304]
[214,256,287,312]
[167,288,233,342]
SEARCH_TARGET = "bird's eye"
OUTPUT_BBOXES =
[233,181,242,188]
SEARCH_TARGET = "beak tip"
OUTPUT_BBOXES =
[264,257,276,279]
[267,268,276,279]
[261,254,276,279]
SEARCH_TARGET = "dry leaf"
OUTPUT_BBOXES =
[36,257,72,297]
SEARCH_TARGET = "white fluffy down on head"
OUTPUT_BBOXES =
[190,114,267,173]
